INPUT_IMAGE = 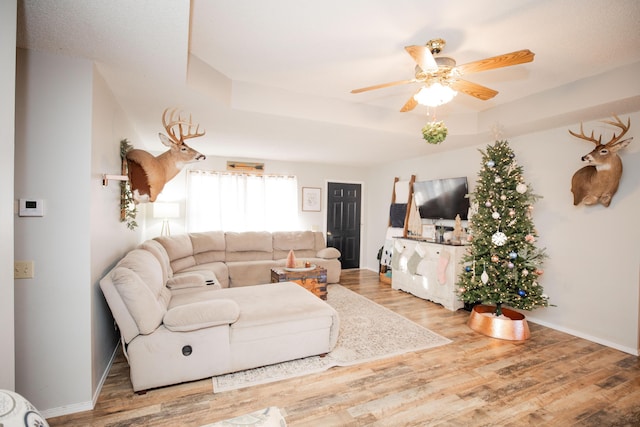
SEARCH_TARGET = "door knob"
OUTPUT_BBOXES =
[327,231,332,236]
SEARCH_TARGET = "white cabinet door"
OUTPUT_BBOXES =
[391,239,465,311]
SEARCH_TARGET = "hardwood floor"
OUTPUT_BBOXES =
[48,269,640,426]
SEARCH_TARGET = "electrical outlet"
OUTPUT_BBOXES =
[14,261,34,279]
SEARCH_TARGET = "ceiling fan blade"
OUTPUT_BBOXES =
[405,45,438,71]
[450,79,498,100]
[456,49,535,74]
[400,89,420,112]
[351,79,414,94]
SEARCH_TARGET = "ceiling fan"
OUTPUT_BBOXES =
[351,38,535,112]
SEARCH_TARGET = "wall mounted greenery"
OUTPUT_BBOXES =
[120,139,138,230]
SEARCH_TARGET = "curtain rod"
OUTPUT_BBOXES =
[188,169,296,179]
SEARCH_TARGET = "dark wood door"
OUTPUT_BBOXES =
[326,182,361,269]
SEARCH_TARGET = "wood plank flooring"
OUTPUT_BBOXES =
[47,269,640,426]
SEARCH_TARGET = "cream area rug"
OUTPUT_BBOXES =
[212,284,451,393]
[201,406,286,426]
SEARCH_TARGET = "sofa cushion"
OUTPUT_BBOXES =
[164,299,240,332]
[111,267,168,335]
[224,283,338,343]
[155,234,197,272]
[139,240,172,283]
[225,231,273,261]
[116,249,167,298]
[272,231,317,259]
[313,232,327,251]
[227,260,280,287]
[191,231,226,263]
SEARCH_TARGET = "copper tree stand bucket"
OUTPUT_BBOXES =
[468,304,530,341]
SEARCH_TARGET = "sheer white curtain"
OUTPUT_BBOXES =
[186,170,300,232]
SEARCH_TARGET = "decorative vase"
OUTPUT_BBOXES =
[467,304,530,341]
[0,389,49,426]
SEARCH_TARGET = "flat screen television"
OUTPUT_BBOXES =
[413,177,470,220]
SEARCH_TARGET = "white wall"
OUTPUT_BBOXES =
[0,0,16,391]
[14,48,143,415]
[515,117,639,354]
[90,67,142,406]
[140,155,368,241]
[14,48,93,411]
[364,113,640,355]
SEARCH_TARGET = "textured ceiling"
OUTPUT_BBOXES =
[17,0,640,166]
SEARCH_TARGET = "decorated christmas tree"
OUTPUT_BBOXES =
[457,140,549,316]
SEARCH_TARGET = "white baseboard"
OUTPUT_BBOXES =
[40,344,119,419]
[40,400,93,420]
[519,316,638,356]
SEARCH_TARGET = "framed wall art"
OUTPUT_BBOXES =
[302,187,321,212]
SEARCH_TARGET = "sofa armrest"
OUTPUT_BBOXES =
[168,271,221,290]
[163,299,240,332]
[316,247,341,259]
[166,273,207,290]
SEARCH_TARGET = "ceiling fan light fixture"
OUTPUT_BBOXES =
[414,83,458,107]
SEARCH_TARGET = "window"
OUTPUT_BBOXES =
[186,170,300,232]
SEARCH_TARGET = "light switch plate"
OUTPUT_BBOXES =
[15,261,34,279]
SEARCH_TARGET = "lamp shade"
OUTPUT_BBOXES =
[153,202,180,219]
[414,83,457,107]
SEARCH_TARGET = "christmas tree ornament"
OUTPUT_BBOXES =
[518,289,527,297]
[486,160,495,167]
[500,195,507,201]
[522,269,529,276]
[509,251,518,259]
[491,255,499,262]
[492,211,501,219]
[491,231,507,246]
[525,234,535,243]
[516,183,528,194]
[495,176,502,183]
[481,268,489,284]
[509,209,516,217]
[465,265,472,272]
[485,201,492,207]
[508,262,514,269]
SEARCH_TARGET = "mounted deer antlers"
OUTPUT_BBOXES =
[568,115,633,207]
[126,108,207,203]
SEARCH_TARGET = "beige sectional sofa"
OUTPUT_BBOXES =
[100,230,342,392]
[154,230,342,288]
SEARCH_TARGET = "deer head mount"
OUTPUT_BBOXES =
[568,115,633,207]
[126,108,206,203]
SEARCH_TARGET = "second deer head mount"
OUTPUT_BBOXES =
[126,108,207,203]
[568,115,633,208]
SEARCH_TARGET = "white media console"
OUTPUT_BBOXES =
[391,237,467,311]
